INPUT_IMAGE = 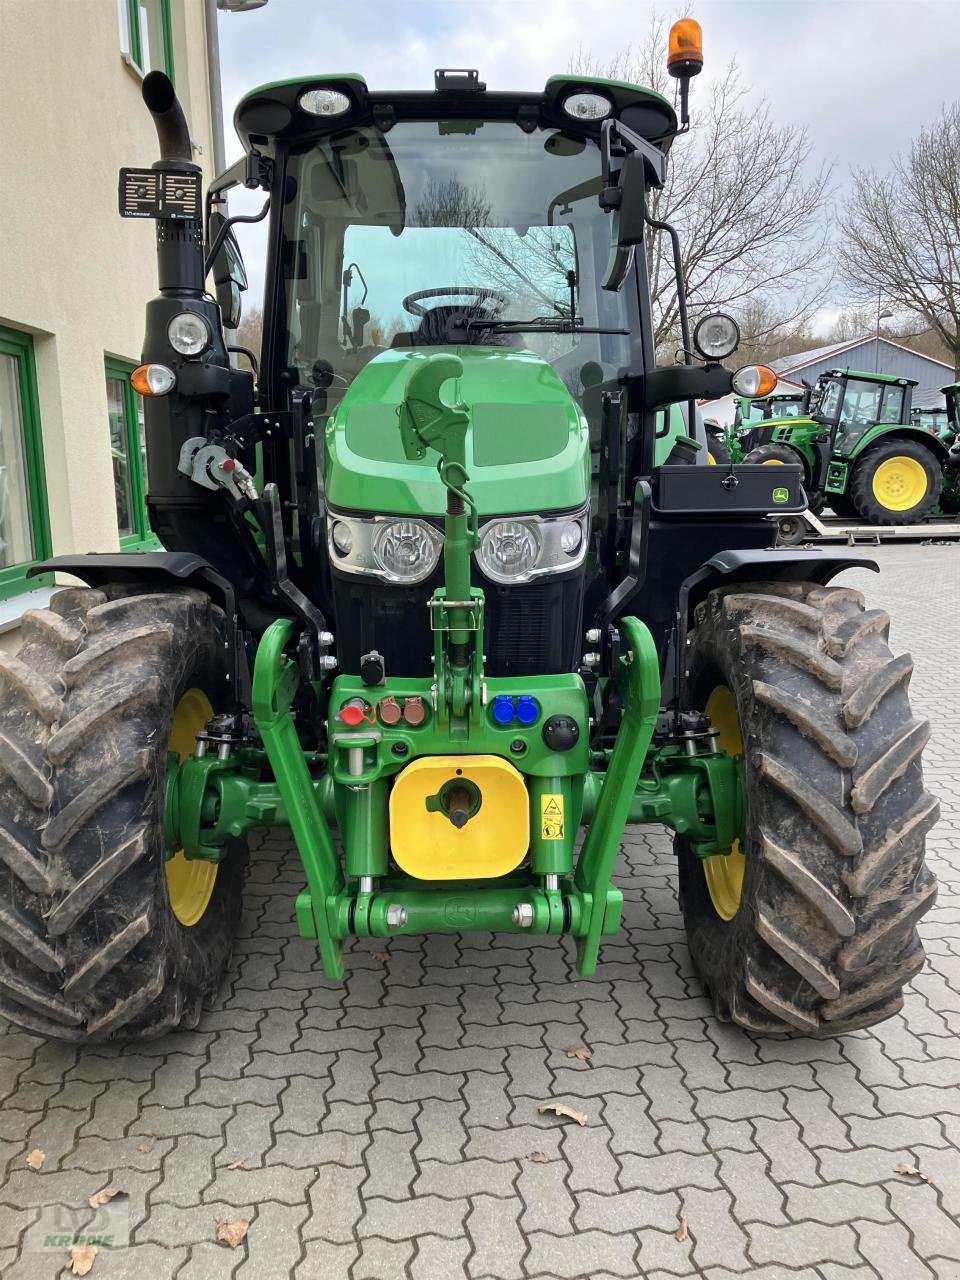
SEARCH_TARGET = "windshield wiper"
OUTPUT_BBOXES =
[465,315,629,336]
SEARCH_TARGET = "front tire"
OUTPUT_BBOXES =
[0,586,247,1041]
[849,440,941,525]
[744,442,802,468]
[678,581,938,1036]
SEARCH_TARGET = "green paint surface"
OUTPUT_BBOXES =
[325,345,589,516]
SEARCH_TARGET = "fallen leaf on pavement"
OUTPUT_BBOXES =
[538,1102,588,1126]
[527,1151,551,1163]
[215,1218,250,1248]
[372,952,390,963]
[25,1148,45,1170]
[225,1158,246,1170]
[136,1136,156,1154]
[88,1186,125,1209]
[69,1244,97,1276]
[894,1162,933,1184]
[563,1045,593,1062]
[675,1218,689,1242]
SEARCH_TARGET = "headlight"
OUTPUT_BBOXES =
[476,509,589,584]
[168,311,211,356]
[374,520,442,582]
[327,513,442,584]
[693,312,740,360]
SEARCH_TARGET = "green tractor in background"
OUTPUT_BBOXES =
[706,390,807,464]
[743,367,949,524]
[0,25,939,1044]
[933,382,960,513]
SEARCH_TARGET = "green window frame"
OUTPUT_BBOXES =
[105,359,161,552]
[125,0,175,82]
[0,327,51,602]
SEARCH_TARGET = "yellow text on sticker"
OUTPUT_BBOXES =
[540,793,565,841]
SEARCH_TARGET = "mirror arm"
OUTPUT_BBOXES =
[631,363,733,413]
[204,196,271,278]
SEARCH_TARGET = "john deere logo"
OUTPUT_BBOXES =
[442,897,477,927]
[772,486,790,504]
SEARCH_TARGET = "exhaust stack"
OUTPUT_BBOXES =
[141,72,204,294]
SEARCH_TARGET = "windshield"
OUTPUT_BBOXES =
[279,119,635,415]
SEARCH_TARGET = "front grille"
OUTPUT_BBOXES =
[331,566,584,679]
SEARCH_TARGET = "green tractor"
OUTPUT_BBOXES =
[743,367,948,524]
[706,391,807,464]
[0,32,938,1043]
[934,382,960,513]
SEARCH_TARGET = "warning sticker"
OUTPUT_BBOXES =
[540,793,565,841]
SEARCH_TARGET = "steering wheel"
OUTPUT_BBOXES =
[401,287,509,318]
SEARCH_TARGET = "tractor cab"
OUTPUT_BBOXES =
[912,405,950,438]
[809,368,914,455]
[733,391,806,429]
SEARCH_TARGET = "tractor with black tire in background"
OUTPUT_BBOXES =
[0,20,938,1042]
[743,367,949,524]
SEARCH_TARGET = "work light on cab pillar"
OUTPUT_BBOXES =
[667,17,704,126]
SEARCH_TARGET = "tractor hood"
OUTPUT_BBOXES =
[323,346,590,517]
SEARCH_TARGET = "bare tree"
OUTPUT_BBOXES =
[235,306,263,372]
[839,103,960,376]
[572,14,832,355]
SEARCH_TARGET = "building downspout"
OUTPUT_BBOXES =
[204,0,226,176]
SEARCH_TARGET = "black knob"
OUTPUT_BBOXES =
[543,714,580,751]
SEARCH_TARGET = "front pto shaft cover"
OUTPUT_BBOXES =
[389,755,529,879]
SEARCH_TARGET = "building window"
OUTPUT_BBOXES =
[124,0,175,81]
[0,327,51,601]
[105,360,159,550]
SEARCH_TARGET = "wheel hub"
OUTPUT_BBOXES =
[701,685,745,921]
[165,688,218,927]
[871,456,927,511]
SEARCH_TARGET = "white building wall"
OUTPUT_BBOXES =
[0,0,215,652]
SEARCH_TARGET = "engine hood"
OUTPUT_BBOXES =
[323,345,590,517]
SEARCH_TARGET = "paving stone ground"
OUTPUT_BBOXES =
[1,544,959,1279]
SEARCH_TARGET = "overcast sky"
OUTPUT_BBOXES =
[215,0,960,324]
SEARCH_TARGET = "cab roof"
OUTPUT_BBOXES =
[233,72,678,156]
[827,367,918,388]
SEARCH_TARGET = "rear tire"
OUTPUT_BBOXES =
[849,440,941,525]
[0,585,247,1041]
[707,436,732,464]
[678,581,938,1036]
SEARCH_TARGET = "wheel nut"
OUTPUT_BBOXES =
[585,627,602,644]
[512,902,534,928]
[385,903,408,929]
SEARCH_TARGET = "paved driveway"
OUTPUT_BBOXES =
[1,545,959,1279]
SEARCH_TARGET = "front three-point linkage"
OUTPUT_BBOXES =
[398,355,482,729]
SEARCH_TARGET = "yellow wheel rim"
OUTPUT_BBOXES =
[707,452,717,465]
[165,688,218,927]
[701,686,745,921]
[761,457,785,465]
[871,456,928,511]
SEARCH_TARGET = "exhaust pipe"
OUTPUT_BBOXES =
[142,71,193,164]
[140,72,203,294]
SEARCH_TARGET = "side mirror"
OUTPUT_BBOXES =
[599,120,665,292]
[209,210,248,329]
